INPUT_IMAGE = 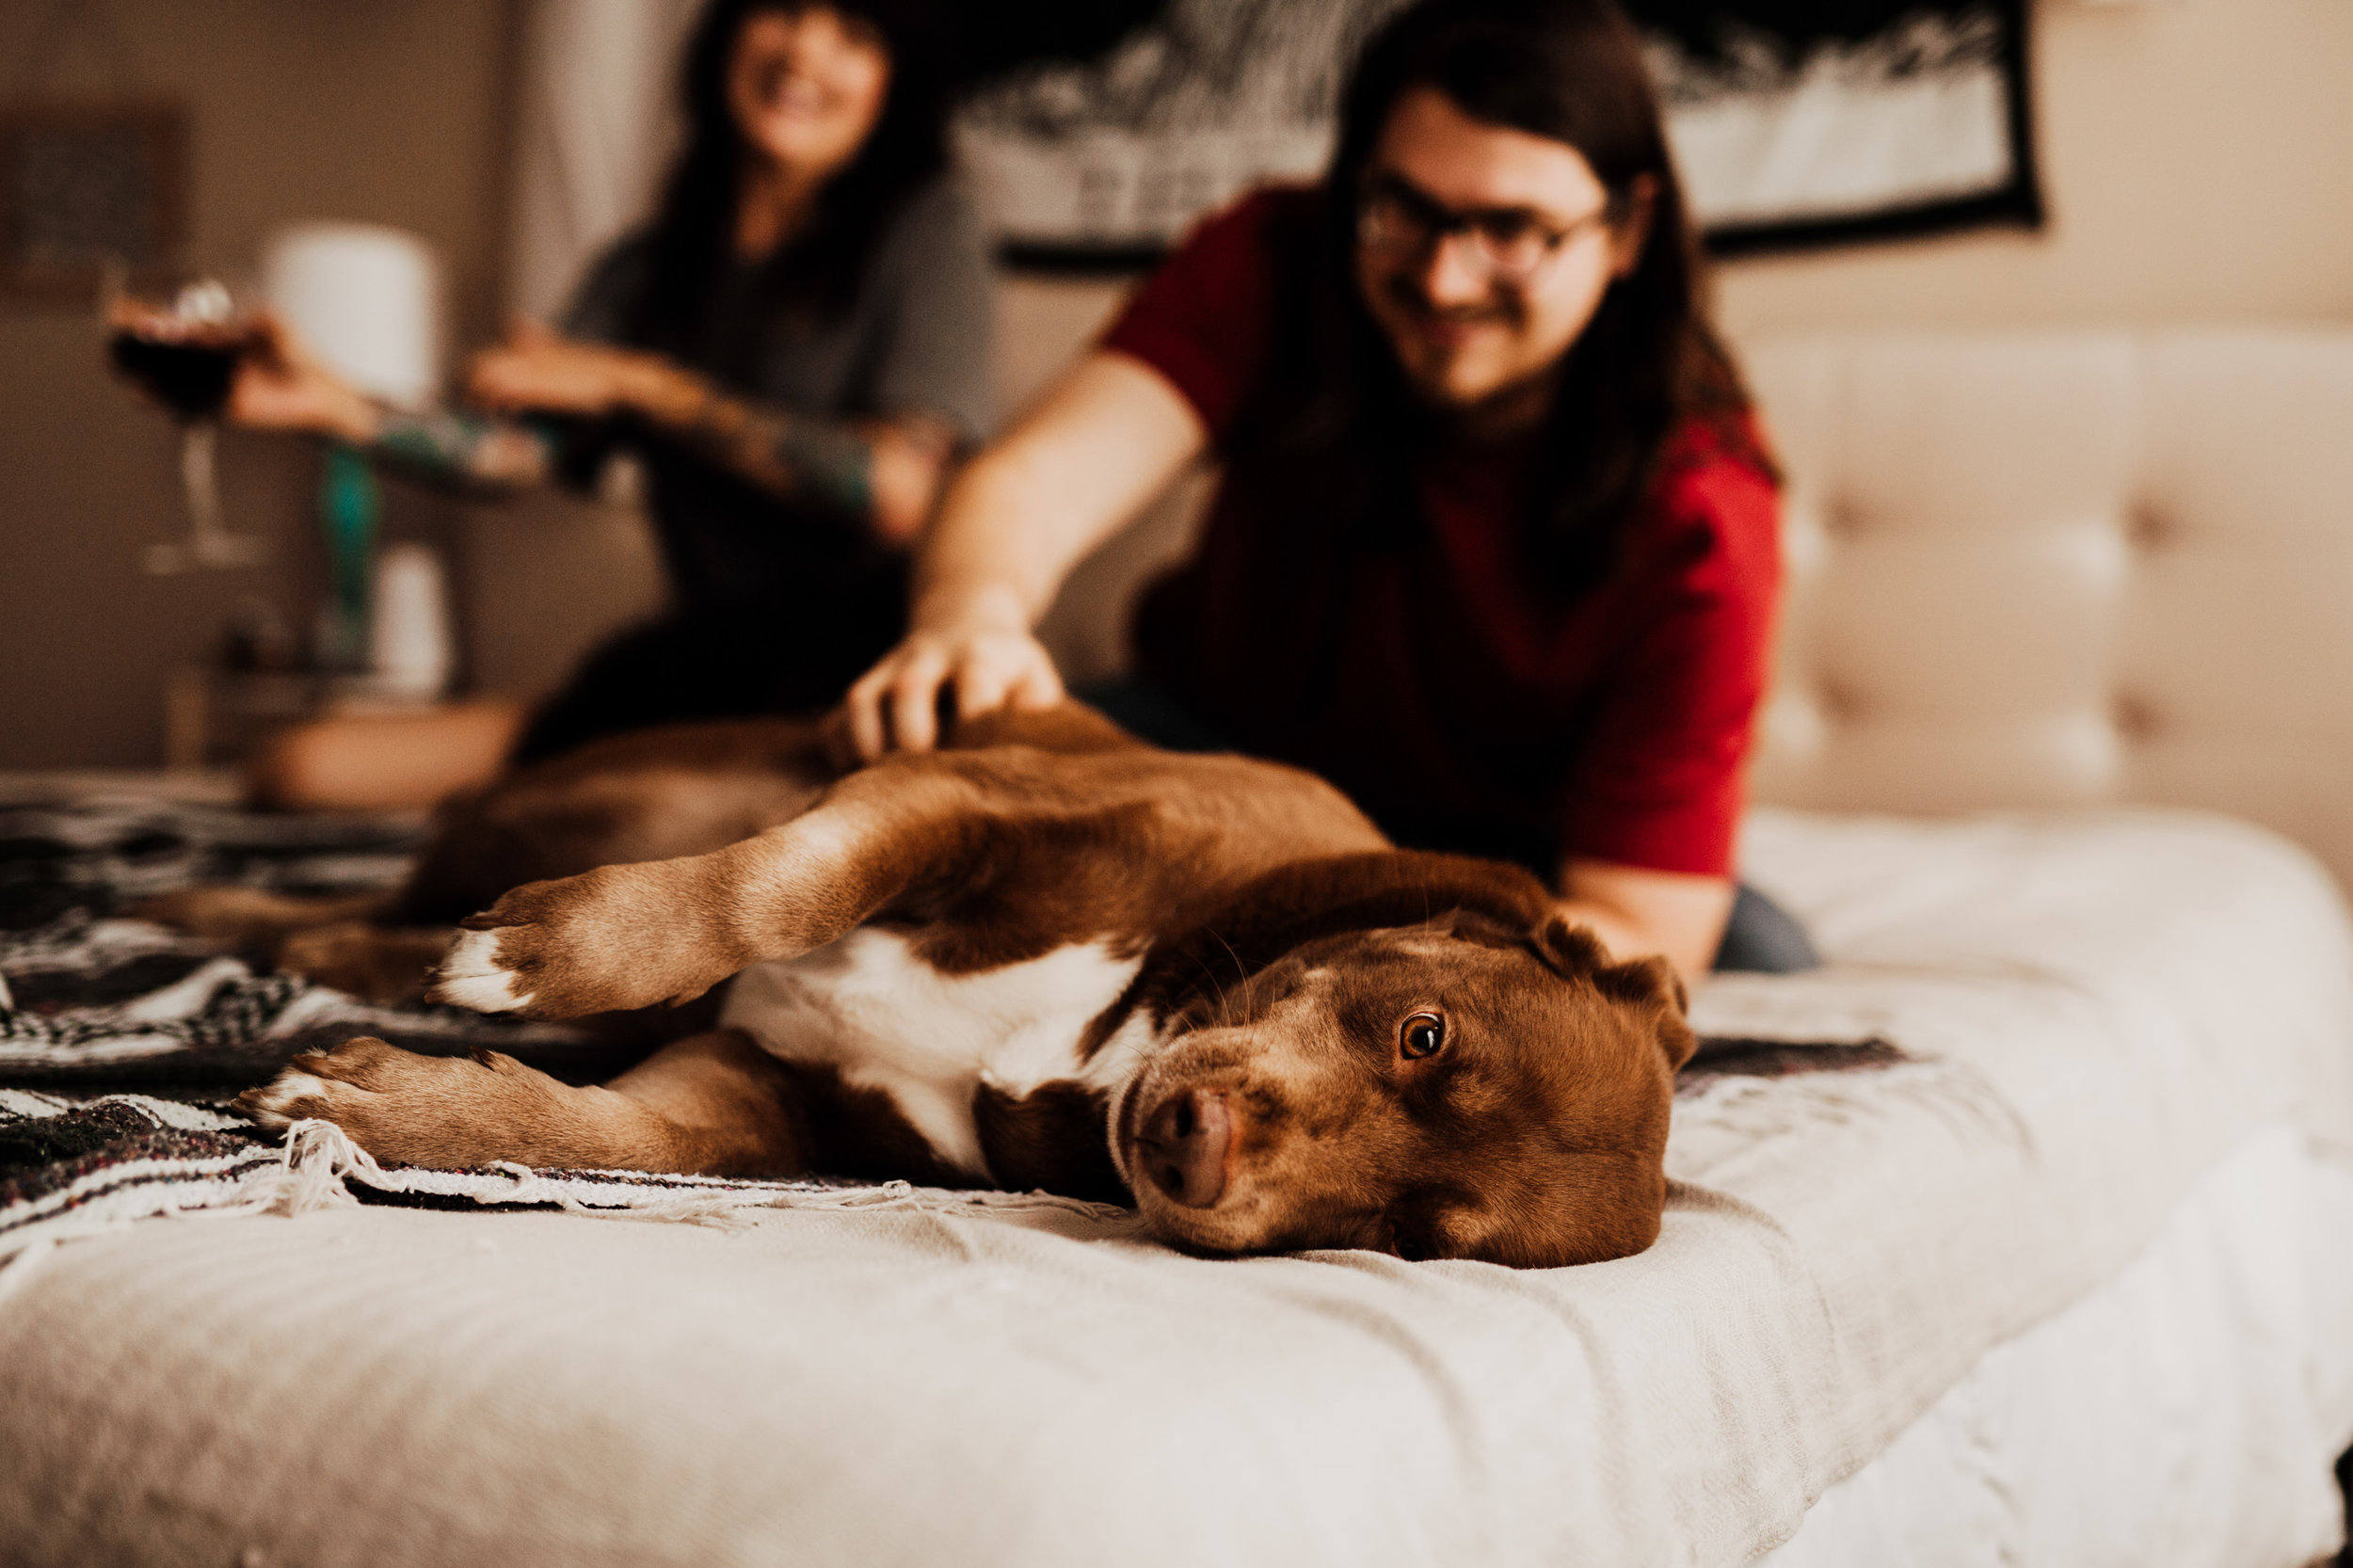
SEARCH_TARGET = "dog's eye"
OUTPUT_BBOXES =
[1400,1012,1445,1059]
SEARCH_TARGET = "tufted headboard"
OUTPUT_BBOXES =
[1739,330,2353,892]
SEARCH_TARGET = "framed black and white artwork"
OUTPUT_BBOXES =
[955,0,1395,269]
[1632,0,2041,253]
[955,0,2041,268]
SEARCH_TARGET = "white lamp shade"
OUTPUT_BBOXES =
[263,222,443,410]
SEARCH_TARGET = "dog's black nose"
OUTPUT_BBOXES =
[1137,1089,1230,1208]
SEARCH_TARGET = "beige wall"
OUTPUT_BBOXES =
[0,0,516,769]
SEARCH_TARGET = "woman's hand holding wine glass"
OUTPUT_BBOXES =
[108,295,375,442]
[104,282,280,571]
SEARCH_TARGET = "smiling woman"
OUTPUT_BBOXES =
[176,0,993,809]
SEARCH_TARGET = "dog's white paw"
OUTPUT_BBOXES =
[235,1067,332,1130]
[432,928,535,1014]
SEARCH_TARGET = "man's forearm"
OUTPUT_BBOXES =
[908,353,1211,632]
[910,448,1077,632]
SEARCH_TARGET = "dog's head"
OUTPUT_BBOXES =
[1106,853,1696,1269]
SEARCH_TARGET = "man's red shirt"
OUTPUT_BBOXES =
[1103,188,1781,879]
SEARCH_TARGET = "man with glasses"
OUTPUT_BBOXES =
[843,0,1808,979]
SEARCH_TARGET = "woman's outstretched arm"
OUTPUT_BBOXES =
[467,321,952,545]
[107,302,555,490]
[234,310,550,488]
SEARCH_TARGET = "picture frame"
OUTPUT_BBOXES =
[1630,0,2043,256]
[0,97,186,304]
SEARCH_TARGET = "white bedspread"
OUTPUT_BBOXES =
[3,807,2350,1568]
[1767,1125,2353,1568]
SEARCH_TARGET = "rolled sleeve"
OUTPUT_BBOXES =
[1098,187,1297,442]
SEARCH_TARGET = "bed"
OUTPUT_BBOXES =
[4,329,2351,1566]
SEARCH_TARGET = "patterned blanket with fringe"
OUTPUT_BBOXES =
[0,789,1897,1267]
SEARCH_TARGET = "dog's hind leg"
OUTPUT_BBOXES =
[236,1029,811,1176]
[274,921,460,1003]
[135,888,450,1003]
[430,767,998,1019]
[133,887,394,945]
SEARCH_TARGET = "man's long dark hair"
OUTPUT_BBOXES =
[628,0,952,355]
[1236,0,1770,596]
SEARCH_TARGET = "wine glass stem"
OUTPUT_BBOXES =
[181,422,222,544]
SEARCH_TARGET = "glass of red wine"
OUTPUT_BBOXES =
[109,328,242,420]
[104,278,269,573]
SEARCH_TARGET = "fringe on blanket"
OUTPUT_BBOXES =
[0,1094,1139,1277]
[262,1118,1139,1231]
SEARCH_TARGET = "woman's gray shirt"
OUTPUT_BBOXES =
[559,175,994,613]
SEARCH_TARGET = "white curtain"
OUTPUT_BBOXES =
[505,0,699,322]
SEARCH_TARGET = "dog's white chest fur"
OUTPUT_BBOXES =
[719,930,1143,1176]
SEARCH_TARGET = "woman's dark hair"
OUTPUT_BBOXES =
[1240,0,1770,594]
[629,0,952,353]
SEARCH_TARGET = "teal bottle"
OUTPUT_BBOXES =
[317,442,378,671]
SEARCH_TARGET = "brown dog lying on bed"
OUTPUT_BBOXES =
[156,704,1696,1268]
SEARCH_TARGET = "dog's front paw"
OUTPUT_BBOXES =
[233,1051,350,1132]
[434,925,539,1015]
[428,861,746,1019]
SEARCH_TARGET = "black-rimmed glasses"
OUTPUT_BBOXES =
[1355,171,1612,285]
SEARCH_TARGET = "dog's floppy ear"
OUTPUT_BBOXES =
[1525,908,1694,1068]
[1528,912,1609,980]
[1527,915,1697,1070]
[1589,947,1698,1073]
